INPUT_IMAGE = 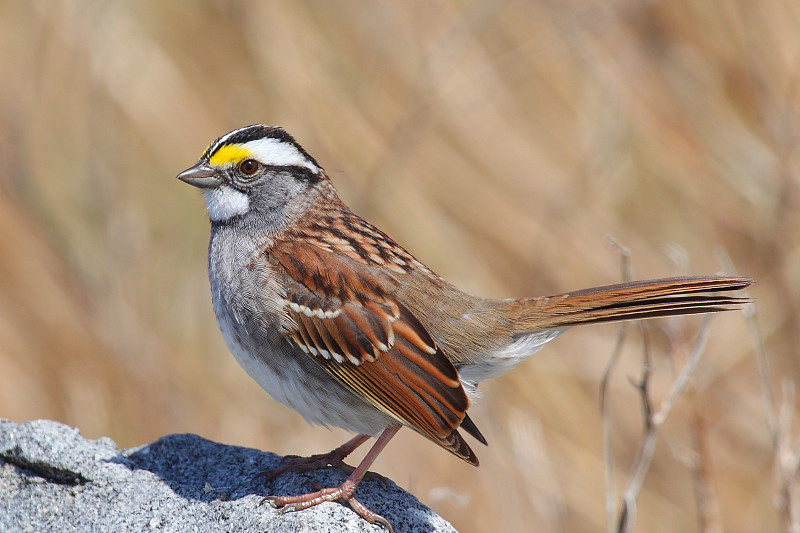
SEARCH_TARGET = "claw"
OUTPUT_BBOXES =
[347,497,394,533]
[362,470,391,489]
[259,496,277,508]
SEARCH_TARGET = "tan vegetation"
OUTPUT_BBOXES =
[0,1,796,531]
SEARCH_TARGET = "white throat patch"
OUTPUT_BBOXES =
[203,185,249,222]
[244,137,319,174]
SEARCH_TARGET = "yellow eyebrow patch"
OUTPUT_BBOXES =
[209,144,252,166]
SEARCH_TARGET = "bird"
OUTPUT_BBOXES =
[177,124,751,531]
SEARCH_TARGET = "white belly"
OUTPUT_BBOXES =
[212,292,393,438]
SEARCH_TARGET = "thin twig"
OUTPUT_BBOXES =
[715,248,800,532]
[666,320,724,533]
[603,240,721,533]
[654,316,710,426]
[776,379,800,533]
[663,245,722,532]
[616,322,653,533]
[601,326,627,533]
[601,235,633,533]
[715,248,777,440]
[616,314,713,533]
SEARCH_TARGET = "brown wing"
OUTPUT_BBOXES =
[271,240,481,465]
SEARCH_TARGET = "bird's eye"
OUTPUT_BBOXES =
[239,159,260,176]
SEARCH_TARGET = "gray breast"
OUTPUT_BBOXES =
[206,225,394,437]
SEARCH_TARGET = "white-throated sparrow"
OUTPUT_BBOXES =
[178,124,751,531]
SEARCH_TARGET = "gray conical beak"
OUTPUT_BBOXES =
[177,163,221,189]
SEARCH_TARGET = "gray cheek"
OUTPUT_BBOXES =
[256,171,310,211]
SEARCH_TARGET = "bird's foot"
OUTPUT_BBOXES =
[262,477,392,532]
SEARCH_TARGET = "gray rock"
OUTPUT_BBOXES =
[0,419,457,533]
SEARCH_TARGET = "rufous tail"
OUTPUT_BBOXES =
[511,275,752,332]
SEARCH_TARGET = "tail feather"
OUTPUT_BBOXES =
[434,428,479,466]
[512,275,752,331]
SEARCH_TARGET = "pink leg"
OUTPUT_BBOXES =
[263,425,401,532]
[254,433,370,482]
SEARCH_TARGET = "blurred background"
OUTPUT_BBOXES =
[0,1,797,531]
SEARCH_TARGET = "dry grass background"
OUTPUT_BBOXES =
[0,1,797,532]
